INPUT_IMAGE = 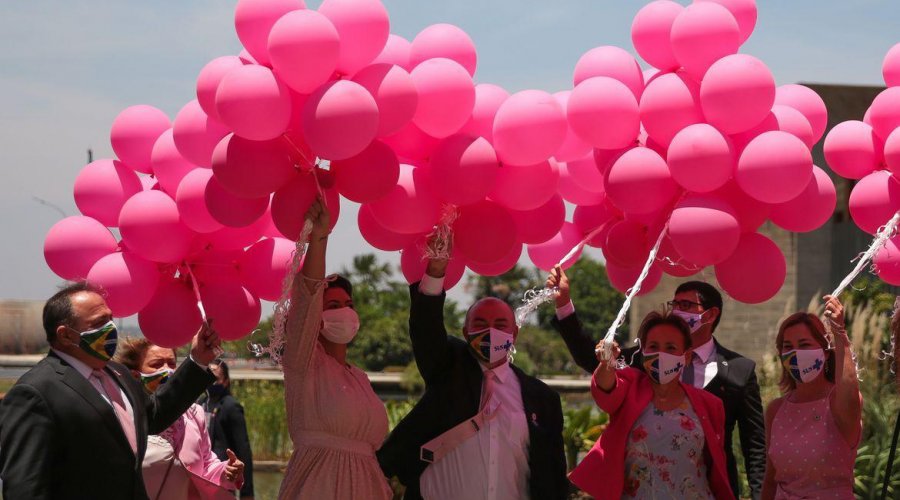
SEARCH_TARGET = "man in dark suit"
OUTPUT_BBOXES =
[0,281,221,500]
[204,359,255,499]
[549,268,766,499]
[378,255,568,500]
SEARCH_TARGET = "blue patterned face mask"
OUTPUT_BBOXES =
[781,348,826,383]
[642,350,686,385]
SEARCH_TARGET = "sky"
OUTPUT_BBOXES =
[1,0,898,312]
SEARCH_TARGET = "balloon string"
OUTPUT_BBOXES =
[831,210,900,298]
[423,204,459,261]
[281,134,316,171]
[184,263,224,358]
[513,224,607,327]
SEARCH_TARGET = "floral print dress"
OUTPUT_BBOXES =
[623,400,715,499]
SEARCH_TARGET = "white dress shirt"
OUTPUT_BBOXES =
[52,349,135,420]
[419,274,531,500]
[686,337,718,388]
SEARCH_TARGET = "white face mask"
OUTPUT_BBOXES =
[465,328,515,367]
[781,348,826,384]
[642,350,687,384]
[321,307,360,344]
[672,309,708,334]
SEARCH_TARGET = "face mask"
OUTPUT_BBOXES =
[141,367,174,393]
[465,328,514,367]
[672,310,708,334]
[321,307,360,344]
[73,320,118,362]
[642,350,686,384]
[781,348,826,384]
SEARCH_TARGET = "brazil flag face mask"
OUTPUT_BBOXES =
[73,321,119,362]
[141,367,174,393]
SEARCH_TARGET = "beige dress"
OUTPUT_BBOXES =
[277,281,392,499]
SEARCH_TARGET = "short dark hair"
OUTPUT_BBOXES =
[675,281,724,332]
[42,281,103,343]
[210,359,230,382]
[638,310,693,351]
[325,274,353,298]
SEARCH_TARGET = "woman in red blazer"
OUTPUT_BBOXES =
[569,311,734,500]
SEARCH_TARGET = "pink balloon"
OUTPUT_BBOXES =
[769,105,815,149]
[667,124,734,193]
[410,58,475,138]
[271,175,341,240]
[73,159,143,227]
[657,235,702,277]
[605,261,662,296]
[332,140,399,203]
[823,120,884,180]
[454,201,517,264]
[885,128,900,176]
[239,237,296,300]
[199,278,262,340]
[358,204,419,251]
[868,87,900,140]
[196,56,245,122]
[568,77,640,150]
[319,0,390,76]
[87,251,161,317]
[884,43,900,87]
[215,65,292,141]
[874,235,900,285]
[172,100,230,168]
[110,105,171,174]
[769,165,836,233]
[381,122,440,161]
[558,156,607,206]
[574,203,620,247]
[119,191,194,263]
[774,84,828,144]
[736,131,812,204]
[527,221,584,271]
[493,89,567,166]
[467,242,522,277]
[44,216,118,280]
[374,34,412,70]
[669,195,740,266]
[714,232,785,304]
[368,164,441,234]
[552,91,593,162]
[302,80,379,160]
[205,176,269,228]
[695,0,757,43]
[234,0,305,66]
[573,46,644,100]
[670,2,740,80]
[639,71,704,148]
[267,9,339,93]
[140,175,159,191]
[429,135,499,205]
[510,194,566,245]
[848,170,900,235]
[139,278,203,348]
[631,0,683,71]
[195,214,269,252]
[461,84,509,142]
[410,24,477,77]
[605,147,680,214]
[401,239,467,289]
[151,129,197,197]
[711,181,769,233]
[211,134,295,198]
[176,169,224,233]
[604,220,649,268]
[352,63,418,137]
[490,159,559,211]
[700,54,775,134]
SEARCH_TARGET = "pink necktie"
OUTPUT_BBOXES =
[92,369,137,453]
[480,369,496,411]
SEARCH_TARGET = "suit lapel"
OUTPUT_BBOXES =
[48,353,136,457]
[511,365,539,429]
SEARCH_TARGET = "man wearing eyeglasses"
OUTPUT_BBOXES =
[548,268,766,500]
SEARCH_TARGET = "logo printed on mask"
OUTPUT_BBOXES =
[642,350,686,384]
[671,310,707,334]
[466,328,514,366]
[781,348,826,384]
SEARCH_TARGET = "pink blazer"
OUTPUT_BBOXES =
[175,404,242,499]
[569,367,734,500]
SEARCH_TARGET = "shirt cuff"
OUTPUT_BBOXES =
[419,274,445,296]
[556,300,575,320]
[189,354,208,371]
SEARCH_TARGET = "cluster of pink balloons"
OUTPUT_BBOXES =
[828,43,900,285]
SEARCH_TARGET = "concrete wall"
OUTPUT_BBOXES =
[0,300,46,354]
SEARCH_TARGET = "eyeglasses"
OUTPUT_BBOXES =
[667,299,705,311]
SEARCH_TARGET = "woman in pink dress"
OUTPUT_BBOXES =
[114,338,244,500]
[762,295,862,499]
[277,197,392,499]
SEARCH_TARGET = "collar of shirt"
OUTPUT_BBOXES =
[480,360,514,384]
[52,348,97,380]
[692,338,716,364]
